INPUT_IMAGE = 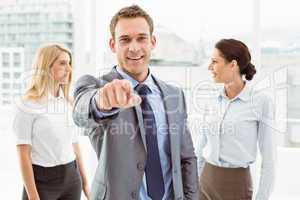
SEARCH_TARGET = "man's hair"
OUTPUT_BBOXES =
[110,5,154,39]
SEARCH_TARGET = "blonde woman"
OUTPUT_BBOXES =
[13,44,90,200]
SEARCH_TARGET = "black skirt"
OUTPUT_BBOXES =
[22,160,82,200]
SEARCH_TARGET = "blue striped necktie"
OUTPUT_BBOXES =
[135,84,165,200]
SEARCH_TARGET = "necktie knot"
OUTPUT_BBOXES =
[135,84,151,96]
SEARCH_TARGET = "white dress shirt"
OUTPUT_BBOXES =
[197,83,277,200]
[13,91,78,167]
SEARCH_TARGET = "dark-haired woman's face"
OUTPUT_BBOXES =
[208,48,234,83]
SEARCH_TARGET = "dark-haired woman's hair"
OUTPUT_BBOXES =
[215,39,256,81]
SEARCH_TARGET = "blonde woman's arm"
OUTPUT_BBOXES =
[13,99,40,200]
[17,145,40,200]
[73,143,90,199]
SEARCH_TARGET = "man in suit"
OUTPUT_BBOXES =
[73,5,199,200]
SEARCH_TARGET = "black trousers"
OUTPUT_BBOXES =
[22,160,82,200]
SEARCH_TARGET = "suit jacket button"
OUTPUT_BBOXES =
[131,191,137,199]
[137,162,144,171]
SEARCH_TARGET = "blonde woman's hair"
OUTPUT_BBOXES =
[24,43,72,102]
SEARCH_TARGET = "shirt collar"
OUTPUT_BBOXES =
[48,87,64,100]
[218,82,251,102]
[116,66,155,93]
[238,83,251,101]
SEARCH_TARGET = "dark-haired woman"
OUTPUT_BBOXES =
[197,39,276,200]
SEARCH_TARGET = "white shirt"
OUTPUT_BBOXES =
[197,83,277,200]
[13,91,78,167]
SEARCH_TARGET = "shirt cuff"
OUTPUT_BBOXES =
[91,94,120,120]
[15,139,32,145]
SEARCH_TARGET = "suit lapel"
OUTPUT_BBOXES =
[102,66,123,81]
[134,105,147,152]
[105,67,148,152]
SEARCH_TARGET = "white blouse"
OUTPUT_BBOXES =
[13,92,79,167]
[197,84,277,200]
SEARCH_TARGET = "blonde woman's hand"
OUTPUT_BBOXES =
[28,194,40,200]
[83,182,91,200]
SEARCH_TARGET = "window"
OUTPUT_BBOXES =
[2,52,9,61]
[2,72,10,79]
[0,33,4,42]
[67,22,72,29]
[13,52,21,67]
[13,83,21,89]
[2,93,10,98]
[2,52,10,67]
[1,100,11,105]
[1,83,10,89]
[13,72,21,79]
[261,0,300,143]
[67,33,72,40]
[43,13,49,21]
[8,34,16,41]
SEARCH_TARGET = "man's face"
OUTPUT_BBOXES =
[109,17,156,81]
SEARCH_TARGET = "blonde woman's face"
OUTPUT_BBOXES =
[50,51,71,84]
